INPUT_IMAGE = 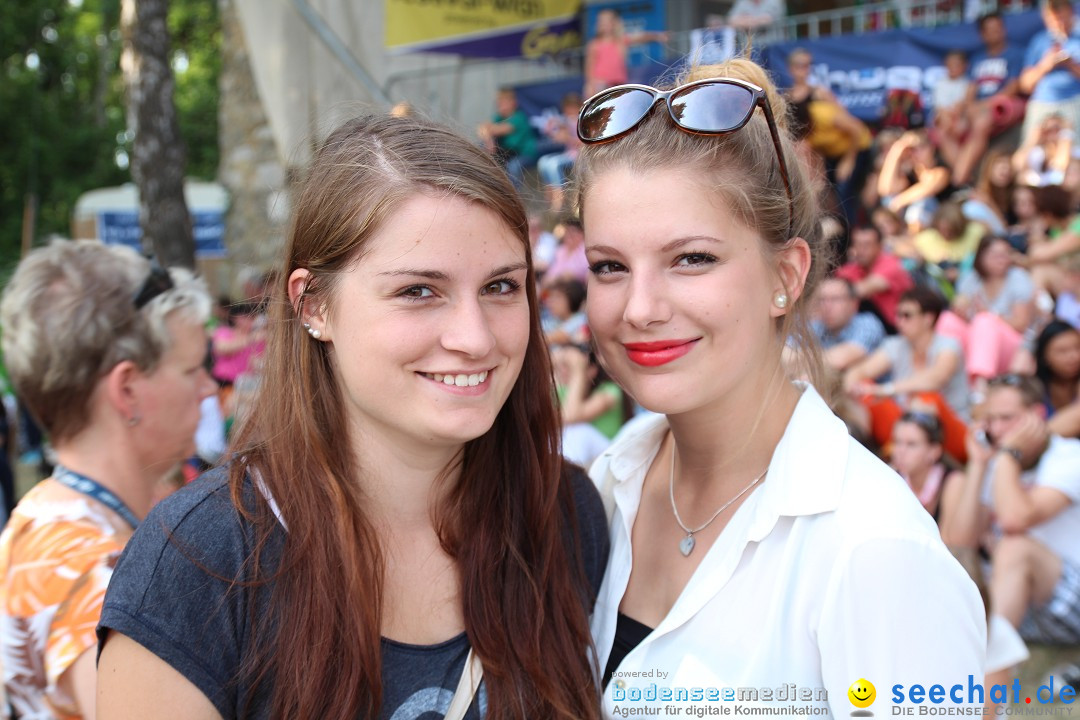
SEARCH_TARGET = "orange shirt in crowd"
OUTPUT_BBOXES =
[0,479,132,720]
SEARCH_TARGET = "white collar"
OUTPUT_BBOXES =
[601,382,849,525]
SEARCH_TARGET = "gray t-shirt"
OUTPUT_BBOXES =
[97,467,609,719]
[880,334,970,419]
[955,266,1034,318]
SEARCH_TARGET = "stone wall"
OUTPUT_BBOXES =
[216,0,287,301]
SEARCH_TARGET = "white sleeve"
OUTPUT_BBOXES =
[816,536,987,715]
[1036,440,1080,503]
[986,614,1029,674]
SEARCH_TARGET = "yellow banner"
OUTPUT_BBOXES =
[385,0,580,51]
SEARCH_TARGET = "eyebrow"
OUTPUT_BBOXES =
[379,269,449,280]
[586,235,724,255]
[378,262,528,281]
[487,262,529,278]
[661,235,724,252]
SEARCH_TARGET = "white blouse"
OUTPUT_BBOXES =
[590,384,986,718]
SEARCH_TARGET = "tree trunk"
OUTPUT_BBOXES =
[121,0,195,269]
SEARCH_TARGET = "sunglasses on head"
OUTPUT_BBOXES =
[577,78,794,239]
[133,262,174,310]
[899,411,943,441]
[987,373,1027,389]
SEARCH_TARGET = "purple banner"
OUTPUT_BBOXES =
[407,16,581,59]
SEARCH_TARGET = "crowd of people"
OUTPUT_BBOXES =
[0,3,1078,719]
[523,0,1080,704]
[478,5,788,213]
[795,5,1080,679]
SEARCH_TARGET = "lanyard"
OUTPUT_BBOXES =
[53,465,140,530]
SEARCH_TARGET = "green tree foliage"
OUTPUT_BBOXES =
[0,0,126,274]
[0,0,219,278]
[170,0,220,181]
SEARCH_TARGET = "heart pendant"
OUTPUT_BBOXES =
[679,535,695,557]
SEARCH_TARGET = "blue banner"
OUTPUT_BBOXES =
[762,10,1046,122]
[98,211,226,259]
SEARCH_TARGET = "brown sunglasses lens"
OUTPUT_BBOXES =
[579,87,657,141]
[671,82,757,133]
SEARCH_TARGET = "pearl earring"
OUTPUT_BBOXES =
[774,293,789,309]
[308,327,322,340]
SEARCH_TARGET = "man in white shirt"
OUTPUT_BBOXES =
[942,373,1080,644]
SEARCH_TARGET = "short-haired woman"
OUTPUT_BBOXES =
[0,240,215,719]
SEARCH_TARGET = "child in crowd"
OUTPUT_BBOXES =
[934,50,973,168]
[542,277,589,347]
[476,87,538,189]
[537,93,583,212]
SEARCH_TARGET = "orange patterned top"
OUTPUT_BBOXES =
[0,478,132,719]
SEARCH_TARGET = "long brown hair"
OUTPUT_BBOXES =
[974,149,1014,223]
[229,114,600,719]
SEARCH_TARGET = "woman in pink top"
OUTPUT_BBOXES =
[584,10,668,97]
[890,411,961,518]
[211,302,266,384]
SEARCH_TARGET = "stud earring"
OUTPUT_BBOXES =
[308,327,322,340]
[302,322,311,329]
[128,414,141,427]
[774,293,789,309]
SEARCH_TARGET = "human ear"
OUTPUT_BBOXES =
[103,360,143,427]
[287,268,331,342]
[771,237,812,318]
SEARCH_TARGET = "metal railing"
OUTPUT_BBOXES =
[759,0,1034,43]
[382,0,1038,108]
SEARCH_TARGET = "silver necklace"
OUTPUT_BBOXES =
[669,446,768,557]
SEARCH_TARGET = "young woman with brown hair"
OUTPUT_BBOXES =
[96,114,607,720]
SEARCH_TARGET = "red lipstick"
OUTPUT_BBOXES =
[623,339,699,367]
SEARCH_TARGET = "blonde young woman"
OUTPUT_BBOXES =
[575,58,986,717]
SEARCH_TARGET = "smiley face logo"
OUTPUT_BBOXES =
[848,679,876,709]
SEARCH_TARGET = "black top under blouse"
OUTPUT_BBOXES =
[602,612,655,689]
